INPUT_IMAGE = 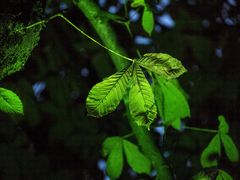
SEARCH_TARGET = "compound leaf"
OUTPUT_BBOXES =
[123,139,151,174]
[129,64,157,129]
[137,53,187,79]
[218,115,229,134]
[216,170,233,180]
[200,134,221,168]
[0,87,23,114]
[221,134,239,162]
[142,7,154,35]
[102,137,124,180]
[153,76,190,126]
[86,66,132,117]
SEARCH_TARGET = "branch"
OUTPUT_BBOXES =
[73,0,173,179]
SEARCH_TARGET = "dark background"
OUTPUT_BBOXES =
[0,0,239,179]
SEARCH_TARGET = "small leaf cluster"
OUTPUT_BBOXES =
[102,136,151,179]
[86,53,187,129]
[131,0,154,35]
[200,116,239,179]
[201,115,239,168]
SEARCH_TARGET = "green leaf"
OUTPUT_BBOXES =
[131,0,145,7]
[137,53,187,79]
[171,119,182,130]
[102,137,123,157]
[216,170,233,180]
[221,134,239,162]
[123,139,151,174]
[86,66,132,117]
[218,115,229,134]
[200,134,221,168]
[153,76,190,126]
[0,88,23,114]
[129,64,157,129]
[102,137,124,179]
[142,7,154,35]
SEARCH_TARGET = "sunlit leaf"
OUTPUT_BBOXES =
[200,134,221,168]
[102,137,123,180]
[221,134,239,162]
[86,66,132,117]
[216,170,233,180]
[218,115,229,134]
[137,53,187,79]
[0,87,23,114]
[123,139,151,174]
[153,76,190,126]
[142,7,154,35]
[129,64,157,129]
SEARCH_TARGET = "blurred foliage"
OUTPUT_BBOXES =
[0,0,240,179]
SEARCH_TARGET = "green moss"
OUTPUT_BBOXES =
[0,15,42,80]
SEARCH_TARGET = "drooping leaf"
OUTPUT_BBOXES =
[102,137,124,180]
[216,170,233,180]
[129,64,157,129]
[123,139,151,174]
[0,87,23,114]
[153,76,190,126]
[86,66,132,117]
[142,7,154,35]
[200,134,221,168]
[137,53,187,79]
[221,134,239,162]
[102,137,123,157]
[218,115,229,134]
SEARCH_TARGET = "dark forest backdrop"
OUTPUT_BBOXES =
[0,0,239,179]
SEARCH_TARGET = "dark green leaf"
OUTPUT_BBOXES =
[86,66,132,117]
[218,115,229,134]
[221,134,239,162]
[153,76,190,126]
[142,7,154,35]
[123,139,151,174]
[137,53,187,79]
[102,137,124,179]
[200,134,221,168]
[0,87,23,114]
[216,170,233,180]
[129,64,157,129]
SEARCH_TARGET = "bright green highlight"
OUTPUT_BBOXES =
[86,66,132,117]
[137,53,187,79]
[129,64,157,129]
[0,87,23,114]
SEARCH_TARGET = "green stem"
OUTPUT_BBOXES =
[23,13,133,62]
[122,133,134,139]
[184,126,218,133]
[73,0,173,179]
